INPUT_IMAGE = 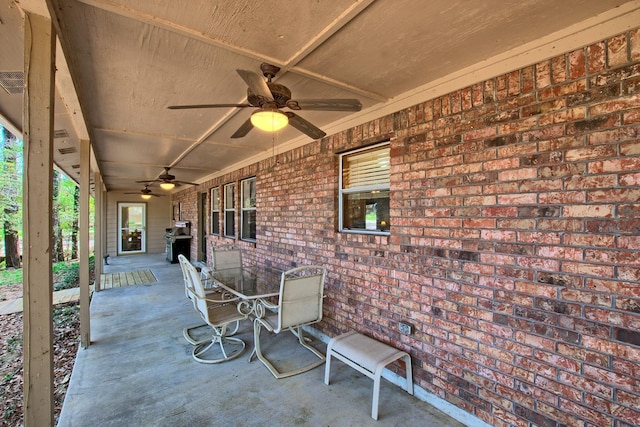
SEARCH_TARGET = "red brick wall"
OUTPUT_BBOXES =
[176,28,640,427]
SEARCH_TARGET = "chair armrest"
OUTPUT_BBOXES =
[257,297,278,311]
[204,294,240,304]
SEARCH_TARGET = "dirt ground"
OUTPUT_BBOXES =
[0,286,80,426]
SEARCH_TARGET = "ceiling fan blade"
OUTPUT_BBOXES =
[230,118,254,139]
[168,103,251,109]
[285,112,326,139]
[135,179,158,184]
[236,69,273,102]
[175,180,198,186]
[286,99,362,111]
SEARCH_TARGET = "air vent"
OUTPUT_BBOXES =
[0,71,24,94]
[54,129,69,138]
[58,147,77,155]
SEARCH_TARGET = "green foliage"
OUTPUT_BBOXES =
[53,261,79,291]
[5,333,21,351]
[53,255,95,291]
[1,124,96,262]
[2,403,16,421]
[0,126,23,246]
[0,256,96,288]
[0,267,22,286]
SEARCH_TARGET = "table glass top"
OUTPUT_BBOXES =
[209,266,283,299]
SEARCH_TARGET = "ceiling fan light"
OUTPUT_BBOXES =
[159,181,175,190]
[141,194,152,200]
[251,109,288,132]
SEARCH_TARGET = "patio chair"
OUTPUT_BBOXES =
[251,265,327,378]
[182,258,248,363]
[179,254,208,344]
[178,254,239,346]
[199,245,243,288]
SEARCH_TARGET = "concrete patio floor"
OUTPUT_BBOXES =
[58,253,470,427]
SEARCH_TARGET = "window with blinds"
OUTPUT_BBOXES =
[342,146,390,189]
[224,183,235,238]
[210,187,220,235]
[339,142,390,234]
[241,177,256,241]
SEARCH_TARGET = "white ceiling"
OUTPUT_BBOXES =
[1,0,639,193]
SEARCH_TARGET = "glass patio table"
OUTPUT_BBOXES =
[208,265,283,317]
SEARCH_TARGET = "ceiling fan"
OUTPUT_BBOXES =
[124,184,164,199]
[135,167,197,190]
[168,63,362,139]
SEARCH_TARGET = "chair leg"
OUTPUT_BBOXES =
[192,329,246,364]
[185,319,239,346]
[293,326,325,360]
[252,319,325,379]
[372,374,381,420]
[323,351,332,385]
[227,320,240,336]
[183,323,209,345]
[404,354,414,395]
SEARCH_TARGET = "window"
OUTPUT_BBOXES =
[210,187,220,235]
[339,142,390,234]
[224,183,235,238]
[241,177,256,241]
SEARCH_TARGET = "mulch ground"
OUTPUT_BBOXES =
[0,300,79,426]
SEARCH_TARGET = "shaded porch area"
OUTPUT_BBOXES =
[58,254,465,426]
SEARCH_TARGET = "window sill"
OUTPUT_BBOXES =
[340,229,390,236]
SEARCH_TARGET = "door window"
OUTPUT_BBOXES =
[118,202,146,254]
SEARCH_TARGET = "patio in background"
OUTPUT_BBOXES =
[58,253,466,426]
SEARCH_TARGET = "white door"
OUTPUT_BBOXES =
[118,202,146,254]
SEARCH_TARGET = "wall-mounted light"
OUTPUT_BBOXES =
[251,109,288,132]
[160,181,175,190]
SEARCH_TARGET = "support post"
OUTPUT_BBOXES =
[22,11,55,427]
[80,139,91,348]
[94,172,103,290]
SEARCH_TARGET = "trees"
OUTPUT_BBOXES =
[0,126,22,268]
[52,170,65,262]
[0,124,90,266]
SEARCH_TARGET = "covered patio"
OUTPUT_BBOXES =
[3,1,640,426]
[58,253,465,426]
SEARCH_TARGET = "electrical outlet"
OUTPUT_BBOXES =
[398,321,413,335]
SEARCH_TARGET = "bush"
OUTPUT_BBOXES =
[53,255,95,291]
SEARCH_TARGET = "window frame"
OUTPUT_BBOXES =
[210,186,220,235]
[223,183,235,238]
[240,177,256,242]
[338,141,391,235]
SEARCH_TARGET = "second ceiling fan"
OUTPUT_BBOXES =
[168,63,362,139]
[136,167,197,190]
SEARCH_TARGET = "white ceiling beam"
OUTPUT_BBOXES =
[75,0,383,100]
[276,0,387,102]
[93,127,194,143]
[75,0,386,182]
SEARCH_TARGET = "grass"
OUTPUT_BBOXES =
[0,268,21,286]
[0,255,94,289]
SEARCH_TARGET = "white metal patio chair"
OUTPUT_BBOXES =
[182,258,248,363]
[251,265,327,378]
[199,245,243,288]
[179,254,209,344]
[211,245,243,269]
